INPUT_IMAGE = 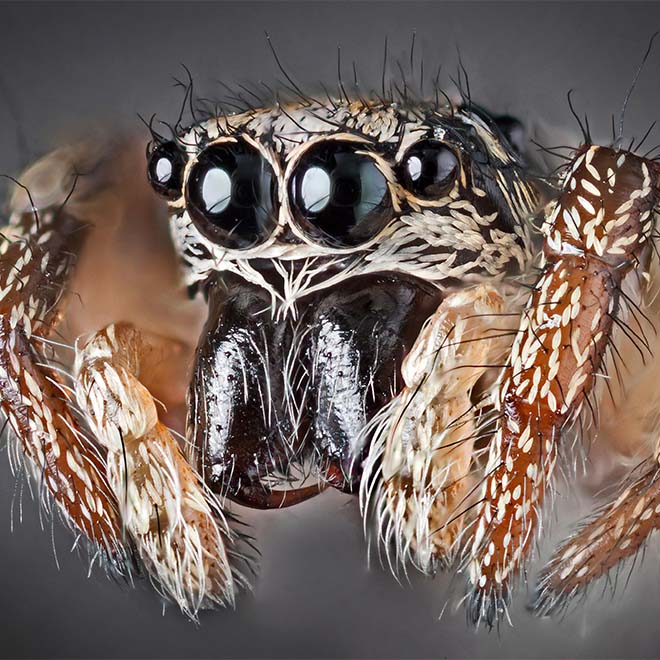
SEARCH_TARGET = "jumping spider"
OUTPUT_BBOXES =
[3,48,660,629]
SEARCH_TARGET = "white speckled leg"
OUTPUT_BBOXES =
[74,322,238,618]
[0,145,125,565]
[360,283,522,574]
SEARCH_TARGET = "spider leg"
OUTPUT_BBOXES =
[360,283,522,574]
[533,457,660,615]
[0,147,124,564]
[531,260,660,614]
[74,322,237,617]
[466,145,660,628]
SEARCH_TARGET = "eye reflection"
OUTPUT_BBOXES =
[201,168,232,214]
[407,155,423,182]
[155,157,173,183]
[399,140,459,199]
[185,140,277,250]
[290,141,393,247]
[147,141,187,200]
[301,166,331,213]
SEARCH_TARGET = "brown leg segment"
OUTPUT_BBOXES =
[0,201,123,563]
[532,266,660,614]
[533,459,660,615]
[360,284,521,573]
[467,146,660,627]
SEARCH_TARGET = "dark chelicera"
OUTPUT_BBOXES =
[189,272,443,507]
[176,106,539,509]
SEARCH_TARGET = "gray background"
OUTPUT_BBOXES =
[1,1,660,658]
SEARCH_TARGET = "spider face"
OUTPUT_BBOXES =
[7,70,660,627]
[145,100,542,508]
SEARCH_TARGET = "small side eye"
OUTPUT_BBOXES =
[399,140,459,199]
[289,141,392,248]
[185,140,277,250]
[494,115,526,155]
[147,141,187,200]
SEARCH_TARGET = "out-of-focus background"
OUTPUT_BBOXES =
[1,2,660,658]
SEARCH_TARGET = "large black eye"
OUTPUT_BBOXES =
[289,141,392,247]
[186,140,277,250]
[399,140,459,199]
[147,141,187,200]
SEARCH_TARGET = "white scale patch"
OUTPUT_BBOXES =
[168,99,538,314]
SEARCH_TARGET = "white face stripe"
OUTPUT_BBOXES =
[166,99,540,310]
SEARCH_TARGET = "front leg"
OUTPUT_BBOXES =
[467,146,660,627]
[74,322,238,617]
[0,147,124,563]
[533,455,660,614]
[360,283,522,573]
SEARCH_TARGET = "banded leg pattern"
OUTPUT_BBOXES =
[534,458,660,614]
[361,284,520,573]
[0,204,123,562]
[75,323,238,617]
[467,146,660,626]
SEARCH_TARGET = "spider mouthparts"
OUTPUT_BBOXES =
[188,272,443,507]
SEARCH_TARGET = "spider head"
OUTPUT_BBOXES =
[145,99,544,507]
